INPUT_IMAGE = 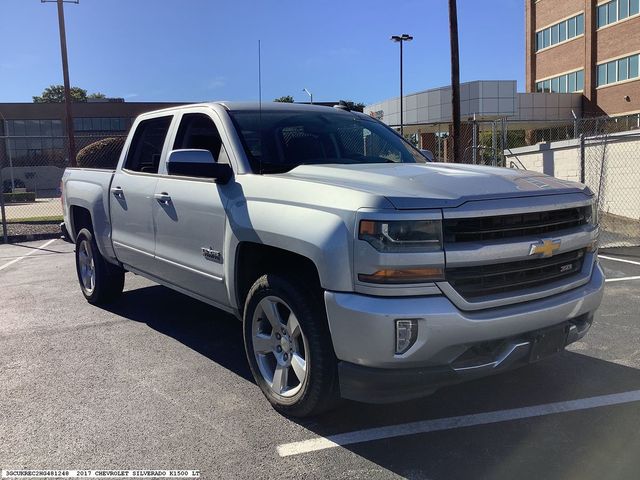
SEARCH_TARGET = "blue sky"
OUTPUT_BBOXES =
[1,0,524,105]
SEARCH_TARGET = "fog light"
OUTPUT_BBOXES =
[395,319,418,354]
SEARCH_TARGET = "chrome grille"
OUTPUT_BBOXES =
[443,206,591,243]
[446,249,586,299]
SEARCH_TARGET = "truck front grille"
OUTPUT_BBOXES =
[443,206,591,243]
[446,249,585,299]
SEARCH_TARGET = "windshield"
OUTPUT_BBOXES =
[227,109,427,173]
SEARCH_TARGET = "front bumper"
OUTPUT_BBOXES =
[324,263,604,403]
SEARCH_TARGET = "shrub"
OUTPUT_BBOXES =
[76,137,126,169]
[2,192,36,203]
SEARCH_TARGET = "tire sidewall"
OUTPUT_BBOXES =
[243,274,333,413]
[75,228,104,303]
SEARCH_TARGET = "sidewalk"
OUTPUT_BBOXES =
[2,197,62,221]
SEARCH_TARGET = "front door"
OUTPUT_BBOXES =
[110,115,173,275]
[152,111,231,305]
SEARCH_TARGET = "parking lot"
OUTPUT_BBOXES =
[1,239,639,479]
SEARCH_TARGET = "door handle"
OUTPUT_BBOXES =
[154,192,172,204]
[111,186,124,198]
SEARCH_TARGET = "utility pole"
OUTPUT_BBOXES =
[448,0,461,163]
[42,0,78,166]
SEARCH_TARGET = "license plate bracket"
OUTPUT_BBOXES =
[529,324,569,363]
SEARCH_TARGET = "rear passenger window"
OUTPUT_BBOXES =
[124,116,172,173]
[173,113,229,164]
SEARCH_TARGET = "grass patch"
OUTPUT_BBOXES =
[6,215,63,224]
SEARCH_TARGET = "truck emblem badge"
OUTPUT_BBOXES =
[529,239,561,258]
[560,263,573,273]
[202,247,222,263]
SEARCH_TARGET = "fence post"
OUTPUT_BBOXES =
[579,133,585,184]
[0,163,7,244]
[472,119,478,164]
[492,121,497,166]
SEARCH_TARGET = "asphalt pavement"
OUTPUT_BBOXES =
[1,239,639,479]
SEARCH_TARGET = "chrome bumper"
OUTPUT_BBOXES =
[324,263,604,370]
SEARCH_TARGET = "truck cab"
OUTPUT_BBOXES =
[62,102,604,417]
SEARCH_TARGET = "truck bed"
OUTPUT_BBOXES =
[62,167,117,263]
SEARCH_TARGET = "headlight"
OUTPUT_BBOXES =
[359,219,442,253]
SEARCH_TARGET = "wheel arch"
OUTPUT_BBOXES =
[233,242,323,316]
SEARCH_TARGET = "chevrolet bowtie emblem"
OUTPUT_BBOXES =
[529,239,561,258]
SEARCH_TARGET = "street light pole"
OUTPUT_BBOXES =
[391,34,413,137]
[303,88,313,104]
[42,0,79,167]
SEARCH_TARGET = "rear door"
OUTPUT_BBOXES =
[152,110,231,305]
[110,115,173,274]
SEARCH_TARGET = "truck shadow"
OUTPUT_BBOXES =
[104,283,253,383]
[104,282,640,480]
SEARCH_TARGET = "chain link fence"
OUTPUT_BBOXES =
[582,127,640,248]
[2,114,639,246]
[0,133,127,243]
[424,113,640,168]
[498,114,640,248]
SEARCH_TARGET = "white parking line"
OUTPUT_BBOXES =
[0,238,58,272]
[277,389,640,457]
[605,276,640,283]
[599,255,640,267]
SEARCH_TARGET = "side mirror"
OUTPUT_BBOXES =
[166,149,233,184]
[419,149,435,162]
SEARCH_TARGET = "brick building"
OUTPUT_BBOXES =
[526,0,640,116]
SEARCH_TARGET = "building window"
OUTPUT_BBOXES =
[4,119,62,137]
[597,53,640,86]
[3,119,64,162]
[536,70,585,93]
[598,0,640,28]
[559,21,567,42]
[536,13,584,51]
[72,117,129,132]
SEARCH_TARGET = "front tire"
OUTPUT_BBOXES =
[75,228,124,304]
[243,274,340,417]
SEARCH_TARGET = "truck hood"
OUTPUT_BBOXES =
[280,163,591,209]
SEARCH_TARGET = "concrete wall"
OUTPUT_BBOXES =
[1,166,63,197]
[505,131,640,223]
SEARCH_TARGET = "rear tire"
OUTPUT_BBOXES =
[75,228,124,304]
[243,274,340,417]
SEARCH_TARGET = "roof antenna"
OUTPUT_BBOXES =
[258,39,263,173]
[258,39,262,109]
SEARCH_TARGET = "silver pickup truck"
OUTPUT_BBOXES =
[62,102,604,417]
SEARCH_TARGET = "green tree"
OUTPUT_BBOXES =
[33,85,88,103]
[33,85,108,103]
[477,129,526,164]
[340,100,366,112]
[274,95,294,103]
